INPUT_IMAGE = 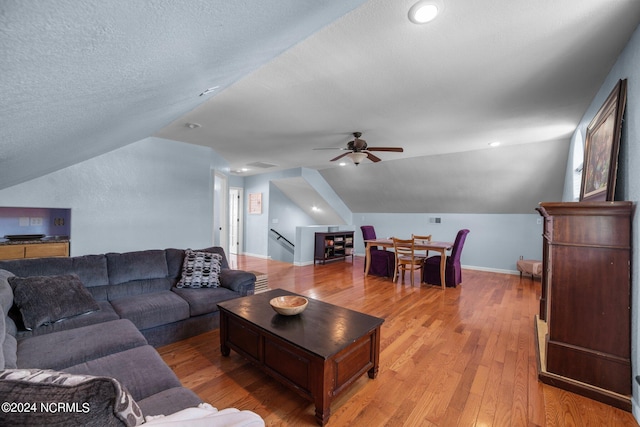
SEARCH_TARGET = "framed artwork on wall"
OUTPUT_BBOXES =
[580,79,627,201]
[249,193,262,214]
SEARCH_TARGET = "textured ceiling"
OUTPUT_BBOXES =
[1,0,639,214]
[0,0,365,188]
[155,0,640,213]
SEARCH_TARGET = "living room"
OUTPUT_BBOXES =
[1,1,640,425]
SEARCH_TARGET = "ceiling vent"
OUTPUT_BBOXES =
[247,161,278,169]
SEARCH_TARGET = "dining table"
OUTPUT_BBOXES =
[364,238,453,290]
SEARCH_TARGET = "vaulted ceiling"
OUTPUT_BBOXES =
[2,1,639,213]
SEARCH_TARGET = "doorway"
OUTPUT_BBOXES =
[212,171,228,253]
[229,187,243,255]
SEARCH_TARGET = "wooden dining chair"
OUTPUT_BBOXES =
[412,234,432,261]
[392,237,423,286]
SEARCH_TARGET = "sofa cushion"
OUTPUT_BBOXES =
[136,387,203,418]
[107,250,169,286]
[176,250,222,288]
[110,291,189,330]
[17,319,147,370]
[172,286,239,316]
[165,248,186,282]
[65,345,183,401]
[219,269,256,296]
[197,246,231,269]
[0,254,109,290]
[10,274,100,330]
[0,368,143,426]
[105,277,174,301]
[13,300,119,339]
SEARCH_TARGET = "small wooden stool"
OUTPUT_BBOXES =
[517,259,542,279]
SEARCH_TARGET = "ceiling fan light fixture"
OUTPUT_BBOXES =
[347,152,368,165]
[409,1,440,24]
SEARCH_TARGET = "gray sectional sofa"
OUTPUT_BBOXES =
[0,247,262,426]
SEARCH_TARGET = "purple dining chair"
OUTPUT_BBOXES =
[422,229,470,287]
[361,225,395,278]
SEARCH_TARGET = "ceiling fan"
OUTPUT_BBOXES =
[314,132,404,165]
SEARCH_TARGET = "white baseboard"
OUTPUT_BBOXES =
[294,260,315,266]
[241,252,271,260]
[353,256,520,276]
[462,264,520,276]
[242,253,520,276]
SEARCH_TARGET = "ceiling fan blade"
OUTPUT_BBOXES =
[330,152,351,162]
[366,152,382,162]
[366,147,404,152]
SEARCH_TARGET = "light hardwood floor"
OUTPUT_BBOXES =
[158,255,638,426]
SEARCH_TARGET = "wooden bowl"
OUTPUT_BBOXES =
[269,296,308,316]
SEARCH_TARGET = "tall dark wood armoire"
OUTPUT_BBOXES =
[536,201,632,411]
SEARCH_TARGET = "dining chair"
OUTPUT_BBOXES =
[392,237,423,286]
[422,229,470,288]
[361,225,395,277]
[411,234,432,261]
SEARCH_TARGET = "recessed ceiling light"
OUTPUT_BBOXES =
[489,141,501,147]
[185,123,201,129]
[409,1,440,24]
[339,162,347,166]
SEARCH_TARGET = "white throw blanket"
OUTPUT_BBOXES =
[144,403,264,427]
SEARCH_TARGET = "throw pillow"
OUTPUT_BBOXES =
[0,369,144,426]
[176,250,222,289]
[9,274,100,330]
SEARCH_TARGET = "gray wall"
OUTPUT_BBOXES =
[353,212,542,273]
[243,167,543,272]
[243,168,304,258]
[562,24,640,421]
[0,137,228,255]
[268,183,316,263]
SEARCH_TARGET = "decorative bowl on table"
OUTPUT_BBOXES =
[269,296,308,316]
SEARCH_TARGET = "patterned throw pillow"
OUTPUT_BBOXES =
[176,250,222,288]
[0,369,144,426]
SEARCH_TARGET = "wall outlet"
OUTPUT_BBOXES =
[30,217,43,226]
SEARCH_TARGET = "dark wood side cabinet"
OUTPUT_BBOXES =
[314,231,354,264]
[536,201,632,410]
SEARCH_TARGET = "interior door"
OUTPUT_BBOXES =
[212,171,229,252]
[229,187,243,254]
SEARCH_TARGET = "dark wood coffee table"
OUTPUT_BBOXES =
[218,289,384,426]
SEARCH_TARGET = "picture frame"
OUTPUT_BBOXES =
[248,193,262,214]
[579,79,627,201]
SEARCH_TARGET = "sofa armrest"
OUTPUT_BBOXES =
[219,270,256,296]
